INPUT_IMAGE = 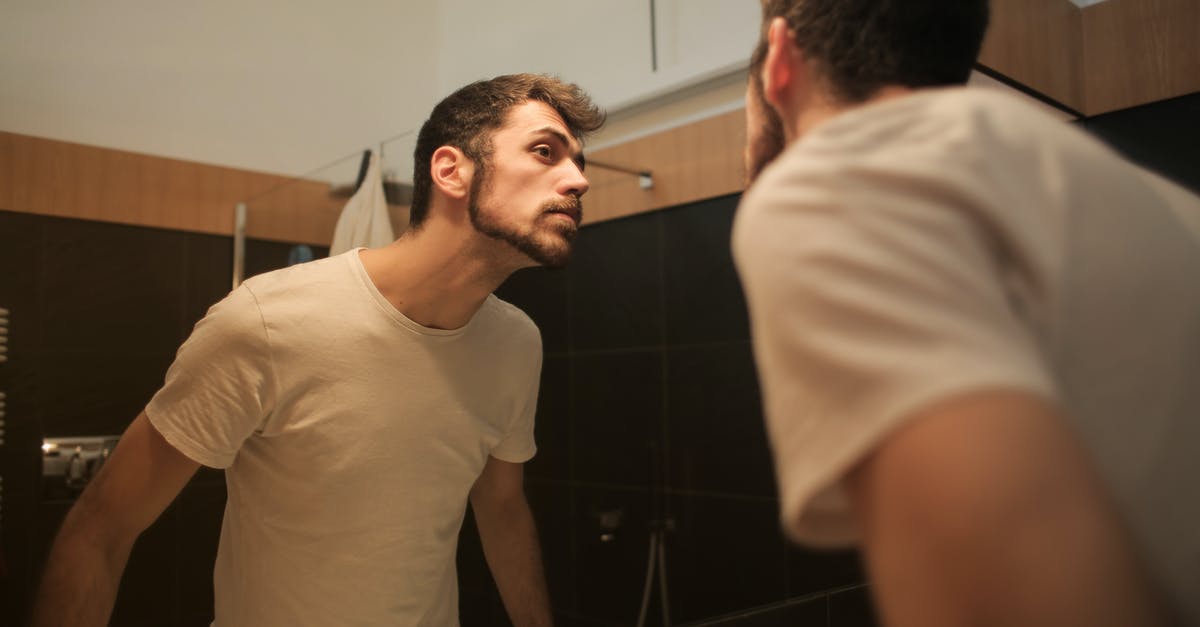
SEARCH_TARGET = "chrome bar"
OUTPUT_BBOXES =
[232,202,247,290]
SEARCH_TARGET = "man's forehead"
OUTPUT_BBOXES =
[502,101,580,148]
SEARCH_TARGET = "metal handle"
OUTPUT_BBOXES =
[232,203,247,290]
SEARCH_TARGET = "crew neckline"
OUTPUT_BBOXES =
[345,247,490,338]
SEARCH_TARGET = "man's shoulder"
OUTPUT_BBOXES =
[241,251,353,298]
[476,294,542,353]
[755,86,1104,208]
[483,294,539,333]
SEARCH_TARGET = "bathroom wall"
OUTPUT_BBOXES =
[0,208,324,626]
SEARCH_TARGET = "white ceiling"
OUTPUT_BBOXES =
[0,1,442,178]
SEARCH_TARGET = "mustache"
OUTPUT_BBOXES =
[541,197,583,223]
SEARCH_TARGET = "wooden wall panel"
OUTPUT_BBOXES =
[4,108,747,242]
[583,109,745,224]
[0,131,350,245]
[978,0,1083,111]
[1081,0,1200,115]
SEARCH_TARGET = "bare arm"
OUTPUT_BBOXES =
[846,390,1167,627]
[31,412,200,627]
[469,456,553,627]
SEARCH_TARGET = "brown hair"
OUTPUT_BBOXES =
[408,73,605,229]
[757,0,989,103]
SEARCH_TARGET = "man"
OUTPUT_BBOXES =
[735,1,1199,625]
[32,73,604,626]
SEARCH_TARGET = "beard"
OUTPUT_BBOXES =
[468,168,581,268]
[745,81,787,185]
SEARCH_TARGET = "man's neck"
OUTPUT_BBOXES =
[788,85,914,141]
[357,219,523,330]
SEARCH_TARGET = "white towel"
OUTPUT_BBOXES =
[330,151,395,255]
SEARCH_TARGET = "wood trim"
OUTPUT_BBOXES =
[978,0,1083,111]
[978,0,1200,116]
[2,110,749,239]
[0,131,411,246]
[1080,0,1200,115]
[583,109,745,224]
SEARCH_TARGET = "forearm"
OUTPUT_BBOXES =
[31,504,135,627]
[474,498,553,627]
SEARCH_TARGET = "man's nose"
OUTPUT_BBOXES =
[560,161,589,198]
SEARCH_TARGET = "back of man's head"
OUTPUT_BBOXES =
[408,73,605,230]
[758,0,990,103]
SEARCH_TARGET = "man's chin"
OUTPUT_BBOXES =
[528,238,573,268]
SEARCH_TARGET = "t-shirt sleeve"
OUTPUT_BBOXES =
[489,327,542,464]
[145,284,277,469]
[733,162,1058,547]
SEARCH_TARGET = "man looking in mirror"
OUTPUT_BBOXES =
[32,73,604,627]
[737,1,1199,624]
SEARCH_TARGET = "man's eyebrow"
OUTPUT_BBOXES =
[531,126,586,170]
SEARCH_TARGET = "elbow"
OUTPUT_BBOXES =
[57,492,142,560]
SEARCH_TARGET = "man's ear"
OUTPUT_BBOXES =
[762,17,800,111]
[430,146,473,201]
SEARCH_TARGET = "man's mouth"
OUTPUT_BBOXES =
[544,201,582,226]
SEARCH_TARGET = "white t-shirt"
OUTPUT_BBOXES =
[146,249,542,627]
[733,87,1200,622]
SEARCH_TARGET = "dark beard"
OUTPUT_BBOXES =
[746,83,786,184]
[468,169,580,268]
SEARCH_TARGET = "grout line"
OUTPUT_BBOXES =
[565,338,751,358]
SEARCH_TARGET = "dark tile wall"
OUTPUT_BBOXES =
[480,194,873,627]
[0,208,323,627]
[1078,91,1200,194]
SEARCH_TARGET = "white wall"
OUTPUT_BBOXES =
[0,0,441,178]
[436,0,759,111]
[0,2,1064,187]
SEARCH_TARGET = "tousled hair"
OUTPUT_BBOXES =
[408,73,605,229]
[756,0,989,103]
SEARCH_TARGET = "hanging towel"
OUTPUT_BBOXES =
[330,151,395,255]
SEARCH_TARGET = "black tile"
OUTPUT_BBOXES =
[0,416,43,620]
[574,486,655,625]
[179,614,219,627]
[682,597,827,627]
[457,506,511,626]
[40,217,188,356]
[37,349,175,436]
[663,194,750,345]
[175,480,226,620]
[182,231,234,332]
[1079,91,1200,194]
[527,355,569,481]
[109,501,178,627]
[555,612,622,627]
[571,351,662,488]
[526,481,575,616]
[786,546,866,598]
[667,343,772,497]
[243,238,329,281]
[665,494,787,624]
[0,214,46,614]
[569,213,663,351]
[496,266,570,354]
[827,585,879,627]
[32,500,72,580]
[0,210,44,358]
